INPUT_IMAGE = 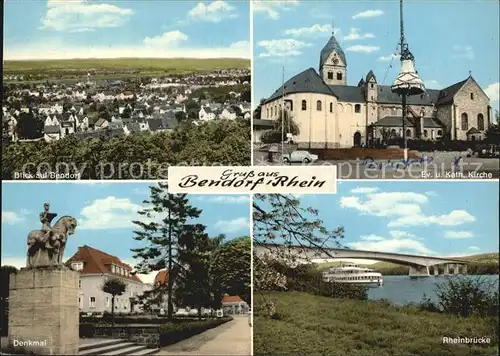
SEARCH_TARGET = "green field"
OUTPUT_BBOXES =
[3,58,250,72]
[254,291,498,356]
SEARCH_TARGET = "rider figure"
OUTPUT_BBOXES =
[40,203,57,249]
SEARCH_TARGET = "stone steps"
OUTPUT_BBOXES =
[79,339,158,355]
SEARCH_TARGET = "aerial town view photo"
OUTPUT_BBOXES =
[1,182,252,355]
[252,0,500,179]
[2,0,251,180]
[253,181,499,356]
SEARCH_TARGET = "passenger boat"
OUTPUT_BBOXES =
[322,263,384,287]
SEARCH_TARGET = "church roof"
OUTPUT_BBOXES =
[434,78,469,105]
[377,85,441,106]
[319,34,346,70]
[265,68,337,103]
[329,85,365,103]
[366,70,377,83]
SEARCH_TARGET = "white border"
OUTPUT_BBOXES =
[250,0,255,169]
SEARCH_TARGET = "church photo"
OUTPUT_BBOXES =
[252,0,499,171]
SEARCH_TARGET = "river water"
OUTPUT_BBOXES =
[367,275,499,305]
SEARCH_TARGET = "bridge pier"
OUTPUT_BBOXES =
[454,264,459,275]
[433,265,439,276]
[462,264,468,275]
[444,264,450,275]
[409,265,430,278]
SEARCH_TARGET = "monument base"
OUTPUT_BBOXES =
[8,267,79,355]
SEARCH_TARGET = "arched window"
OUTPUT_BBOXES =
[471,136,476,141]
[337,72,343,80]
[437,129,443,136]
[406,129,412,138]
[301,100,307,111]
[266,108,269,118]
[316,100,322,111]
[328,72,333,79]
[461,113,468,130]
[470,93,474,100]
[423,130,428,138]
[477,114,484,130]
[354,104,361,113]
[329,102,333,113]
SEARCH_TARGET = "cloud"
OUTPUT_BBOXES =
[40,0,133,32]
[468,246,480,251]
[283,24,336,37]
[257,39,311,58]
[188,1,238,22]
[144,31,188,47]
[352,10,384,19]
[350,187,379,194]
[5,39,250,60]
[196,196,250,204]
[348,238,433,255]
[425,191,438,197]
[424,79,441,89]
[345,45,379,53]
[214,217,249,233]
[340,191,476,229]
[2,210,29,225]
[78,196,144,230]
[389,230,418,239]
[253,0,299,20]
[378,53,400,62]
[343,28,375,41]
[452,45,474,60]
[444,231,474,239]
[484,82,500,103]
[360,234,385,241]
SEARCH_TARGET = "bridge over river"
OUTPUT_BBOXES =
[254,243,469,277]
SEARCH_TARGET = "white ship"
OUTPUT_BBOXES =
[322,263,384,287]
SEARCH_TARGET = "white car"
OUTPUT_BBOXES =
[281,150,318,163]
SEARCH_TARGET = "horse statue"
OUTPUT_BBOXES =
[26,216,78,268]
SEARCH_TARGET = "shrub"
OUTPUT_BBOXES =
[418,277,499,317]
[158,317,232,347]
[79,323,95,338]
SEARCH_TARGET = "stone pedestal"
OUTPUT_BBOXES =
[8,267,79,355]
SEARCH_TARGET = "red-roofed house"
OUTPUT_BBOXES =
[65,245,153,314]
[221,294,249,315]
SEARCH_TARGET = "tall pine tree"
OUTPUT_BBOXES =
[131,182,202,320]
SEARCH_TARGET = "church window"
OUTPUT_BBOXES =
[330,103,333,113]
[266,108,269,118]
[354,104,361,113]
[477,114,484,130]
[316,100,322,111]
[301,100,307,111]
[406,129,412,138]
[470,93,474,100]
[371,96,374,101]
[328,72,333,80]
[437,129,443,136]
[424,130,428,138]
[288,101,293,111]
[336,72,343,80]
[370,84,374,89]
[461,113,468,130]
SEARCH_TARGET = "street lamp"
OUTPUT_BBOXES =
[391,0,425,161]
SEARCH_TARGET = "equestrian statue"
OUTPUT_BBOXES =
[26,203,77,268]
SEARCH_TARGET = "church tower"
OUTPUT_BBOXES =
[319,31,347,86]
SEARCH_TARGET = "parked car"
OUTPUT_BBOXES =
[281,150,318,163]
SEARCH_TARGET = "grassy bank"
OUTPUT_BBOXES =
[254,291,498,356]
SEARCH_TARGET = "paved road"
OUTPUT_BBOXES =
[155,316,251,355]
[253,150,499,179]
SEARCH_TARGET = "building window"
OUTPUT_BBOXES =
[79,280,81,288]
[406,129,412,138]
[370,83,374,88]
[316,100,322,111]
[72,262,83,271]
[477,114,484,130]
[470,93,474,100]
[461,113,468,130]
[354,104,361,113]
[90,297,96,308]
[336,72,343,80]
[371,96,374,101]
[105,297,110,308]
[437,129,443,136]
[266,108,269,118]
[328,72,333,79]
[329,102,333,113]
[301,100,307,111]
[424,130,428,138]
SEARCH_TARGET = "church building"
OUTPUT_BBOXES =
[259,33,492,148]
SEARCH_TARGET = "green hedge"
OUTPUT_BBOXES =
[80,315,221,325]
[80,323,95,338]
[159,317,232,347]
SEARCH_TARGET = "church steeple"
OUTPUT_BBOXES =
[319,29,347,86]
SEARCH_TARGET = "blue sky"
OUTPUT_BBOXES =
[253,0,500,112]
[3,0,250,60]
[1,182,250,283]
[257,181,498,262]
